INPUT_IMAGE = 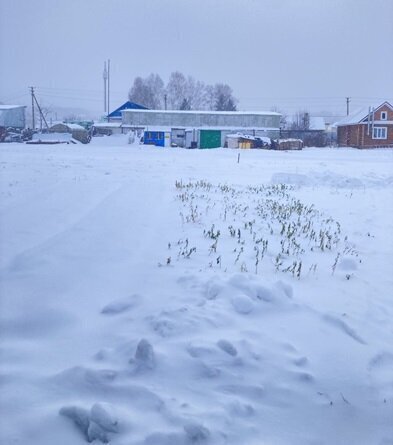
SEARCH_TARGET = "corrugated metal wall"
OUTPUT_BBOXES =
[122,110,280,130]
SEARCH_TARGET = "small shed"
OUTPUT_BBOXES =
[274,139,303,150]
[49,123,90,144]
[143,129,171,147]
[226,133,271,149]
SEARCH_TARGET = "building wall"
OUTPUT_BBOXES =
[337,124,393,147]
[122,110,280,130]
[374,104,393,121]
[0,107,26,129]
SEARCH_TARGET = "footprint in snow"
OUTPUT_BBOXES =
[368,352,393,395]
[322,313,366,344]
[292,356,309,368]
[217,339,238,357]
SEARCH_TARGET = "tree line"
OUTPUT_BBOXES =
[128,72,238,111]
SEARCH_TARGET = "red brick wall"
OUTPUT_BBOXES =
[374,104,393,121]
[359,123,393,147]
[338,124,393,147]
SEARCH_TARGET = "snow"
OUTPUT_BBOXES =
[309,116,326,131]
[123,109,281,116]
[62,123,85,130]
[32,132,72,142]
[0,104,26,110]
[226,133,271,143]
[0,139,393,445]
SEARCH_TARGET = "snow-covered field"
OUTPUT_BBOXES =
[1,137,393,445]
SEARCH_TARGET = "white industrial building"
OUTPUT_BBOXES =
[121,109,281,148]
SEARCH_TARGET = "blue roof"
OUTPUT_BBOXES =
[108,101,148,118]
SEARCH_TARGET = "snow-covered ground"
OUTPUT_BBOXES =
[1,137,393,445]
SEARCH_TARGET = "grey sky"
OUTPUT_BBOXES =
[1,0,392,118]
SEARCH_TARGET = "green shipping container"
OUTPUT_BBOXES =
[199,130,221,149]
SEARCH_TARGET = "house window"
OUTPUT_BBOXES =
[381,111,387,120]
[372,127,387,139]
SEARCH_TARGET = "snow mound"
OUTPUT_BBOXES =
[271,172,312,186]
[231,295,254,314]
[132,338,156,370]
[271,170,391,188]
[60,402,119,443]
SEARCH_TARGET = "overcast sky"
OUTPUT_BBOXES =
[1,0,392,118]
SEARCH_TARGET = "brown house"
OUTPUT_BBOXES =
[337,101,393,148]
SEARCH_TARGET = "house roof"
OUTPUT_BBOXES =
[108,101,148,118]
[50,123,85,130]
[122,109,281,116]
[336,101,393,126]
[226,133,271,142]
[0,105,26,110]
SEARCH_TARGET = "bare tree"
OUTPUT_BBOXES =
[128,73,238,111]
[166,72,208,110]
[207,83,237,111]
[166,71,188,109]
[128,73,165,109]
[180,98,191,110]
[188,79,208,110]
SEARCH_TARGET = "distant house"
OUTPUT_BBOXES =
[0,105,26,129]
[336,101,393,148]
[108,101,148,122]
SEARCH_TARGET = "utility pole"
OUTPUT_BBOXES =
[164,93,167,110]
[107,59,110,122]
[30,86,35,129]
[29,87,49,131]
[346,97,350,116]
[103,61,107,113]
